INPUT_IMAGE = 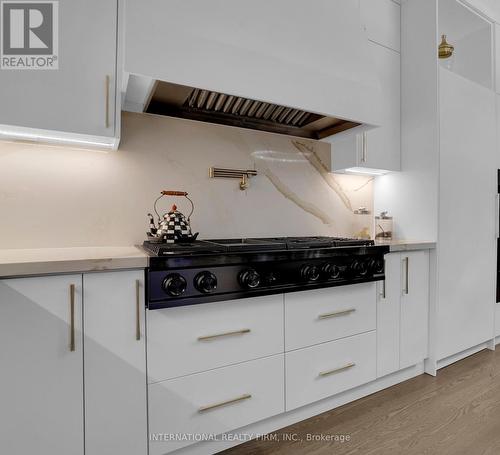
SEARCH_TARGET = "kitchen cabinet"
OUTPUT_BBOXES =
[376,251,429,376]
[328,42,401,173]
[284,283,376,351]
[436,68,496,360]
[0,275,84,455]
[149,355,284,454]
[285,331,377,411]
[376,253,401,377]
[0,0,119,147]
[377,0,497,367]
[400,251,430,368]
[360,0,401,52]
[147,294,284,382]
[83,271,148,455]
[496,24,500,93]
[0,270,148,455]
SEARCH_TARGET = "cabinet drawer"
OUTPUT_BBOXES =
[285,283,376,351]
[285,331,376,411]
[147,294,284,382]
[148,355,284,454]
[360,0,400,52]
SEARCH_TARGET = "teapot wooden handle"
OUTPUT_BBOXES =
[161,191,188,196]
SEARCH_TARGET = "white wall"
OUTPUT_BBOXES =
[0,112,373,249]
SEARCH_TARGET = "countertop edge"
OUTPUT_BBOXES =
[377,241,437,252]
[0,247,149,278]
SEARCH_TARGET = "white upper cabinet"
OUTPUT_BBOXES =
[360,0,401,52]
[328,42,401,173]
[0,275,84,455]
[125,0,383,127]
[0,0,119,147]
[439,0,493,90]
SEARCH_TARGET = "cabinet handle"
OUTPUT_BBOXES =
[380,280,386,299]
[318,308,356,320]
[496,194,499,239]
[135,279,141,341]
[318,362,355,378]
[105,75,110,128]
[69,284,76,352]
[197,328,251,342]
[198,393,252,413]
[403,257,409,295]
[361,132,368,163]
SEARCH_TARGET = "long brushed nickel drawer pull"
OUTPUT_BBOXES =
[318,308,356,320]
[135,279,141,341]
[318,362,356,378]
[198,394,252,413]
[197,328,251,341]
[69,284,76,352]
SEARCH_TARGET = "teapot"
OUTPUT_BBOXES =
[147,191,199,243]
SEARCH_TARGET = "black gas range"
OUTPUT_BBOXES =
[143,236,389,309]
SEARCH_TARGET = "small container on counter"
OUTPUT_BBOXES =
[353,207,372,239]
[375,212,393,240]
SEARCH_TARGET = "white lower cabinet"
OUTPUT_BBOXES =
[148,354,285,454]
[83,271,148,455]
[400,251,430,368]
[0,275,84,455]
[147,294,284,382]
[376,251,430,377]
[0,270,148,455]
[284,283,376,351]
[376,253,401,377]
[285,331,377,411]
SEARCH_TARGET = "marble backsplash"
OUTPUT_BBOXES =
[0,112,373,249]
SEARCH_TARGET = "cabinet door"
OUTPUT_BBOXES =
[400,251,429,369]
[0,0,117,137]
[330,43,400,173]
[376,253,401,377]
[360,0,401,52]
[0,275,83,455]
[438,68,496,359]
[83,271,147,455]
[363,42,401,172]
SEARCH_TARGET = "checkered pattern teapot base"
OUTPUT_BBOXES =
[147,190,199,243]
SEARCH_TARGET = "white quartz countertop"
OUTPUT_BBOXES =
[0,246,148,278]
[0,240,436,278]
[375,240,436,252]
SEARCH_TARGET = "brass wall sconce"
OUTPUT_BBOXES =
[209,167,258,190]
[438,34,454,59]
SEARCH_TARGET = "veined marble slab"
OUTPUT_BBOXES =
[0,246,148,278]
[375,240,436,252]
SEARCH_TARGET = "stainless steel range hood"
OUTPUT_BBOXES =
[143,81,360,140]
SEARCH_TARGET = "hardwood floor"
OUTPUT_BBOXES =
[221,348,500,455]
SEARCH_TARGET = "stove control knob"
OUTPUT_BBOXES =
[162,273,187,297]
[350,260,369,277]
[301,264,320,282]
[239,268,261,289]
[194,271,218,294]
[369,258,384,274]
[323,263,341,280]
